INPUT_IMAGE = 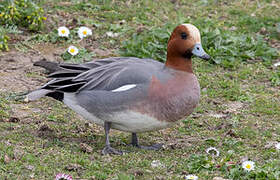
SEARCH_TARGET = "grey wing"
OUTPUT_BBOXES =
[47,57,165,116]
[43,57,164,93]
[72,83,150,116]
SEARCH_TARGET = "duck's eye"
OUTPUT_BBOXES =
[181,32,187,40]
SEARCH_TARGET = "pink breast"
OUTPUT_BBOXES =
[132,73,200,122]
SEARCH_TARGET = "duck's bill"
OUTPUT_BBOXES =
[192,43,211,60]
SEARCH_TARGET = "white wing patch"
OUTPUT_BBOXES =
[111,84,137,92]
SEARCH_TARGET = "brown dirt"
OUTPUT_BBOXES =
[0,50,47,92]
[0,47,64,128]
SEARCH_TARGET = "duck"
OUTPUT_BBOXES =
[26,24,210,155]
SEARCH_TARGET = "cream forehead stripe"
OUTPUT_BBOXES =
[182,24,201,43]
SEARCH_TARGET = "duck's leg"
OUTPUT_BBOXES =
[101,122,123,155]
[131,132,138,147]
[131,133,163,150]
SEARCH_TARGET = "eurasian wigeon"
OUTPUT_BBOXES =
[26,24,210,155]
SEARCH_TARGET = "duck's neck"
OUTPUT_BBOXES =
[165,55,193,73]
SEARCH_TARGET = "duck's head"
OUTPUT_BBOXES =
[166,24,210,72]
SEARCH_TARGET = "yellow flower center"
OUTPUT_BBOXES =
[83,30,87,35]
[189,177,195,180]
[61,30,66,34]
[246,164,251,169]
[70,48,75,53]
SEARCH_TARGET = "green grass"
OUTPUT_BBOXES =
[0,95,10,121]
[0,0,279,179]
[120,18,278,67]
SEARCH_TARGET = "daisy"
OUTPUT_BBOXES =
[55,173,72,180]
[242,161,255,171]
[275,142,280,150]
[78,26,92,39]
[151,160,164,168]
[67,46,79,56]
[206,147,220,157]
[185,174,198,180]
[273,62,280,67]
[106,31,119,38]
[58,26,70,37]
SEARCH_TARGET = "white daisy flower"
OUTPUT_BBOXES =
[55,173,72,180]
[67,46,79,56]
[275,143,280,150]
[274,62,280,67]
[185,174,198,180]
[151,160,164,168]
[206,147,220,157]
[58,26,70,37]
[78,26,92,39]
[106,31,119,38]
[242,161,255,171]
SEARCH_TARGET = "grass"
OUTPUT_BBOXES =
[0,95,10,121]
[0,0,279,179]
[120,19,278,67]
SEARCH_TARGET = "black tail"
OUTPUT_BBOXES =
[34,59,60,74]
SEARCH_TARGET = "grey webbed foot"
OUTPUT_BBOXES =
[102,145,123,155]
[102,122,124,155]
[131,133,163,151]
[135,143,163,150]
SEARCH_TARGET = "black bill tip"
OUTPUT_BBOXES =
[201,54,211,60]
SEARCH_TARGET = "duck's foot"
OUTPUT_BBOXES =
[131,133,163,151]
[102,122,124,155]
[102,145,123,155]
[134,143,163,150]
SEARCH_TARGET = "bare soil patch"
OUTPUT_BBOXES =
[0,50,46,92]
